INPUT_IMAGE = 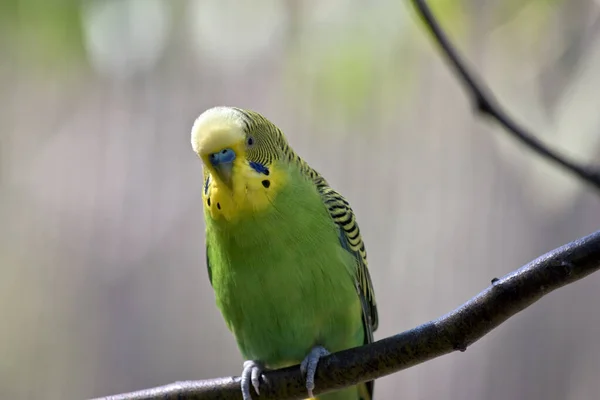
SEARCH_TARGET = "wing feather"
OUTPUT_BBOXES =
[323,185,378,399]
[206,243,213,286]
[320,185,379,333]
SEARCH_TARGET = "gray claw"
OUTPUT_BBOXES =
[241,360,264,400]
[251,365,261,394]
[300,345,330,398]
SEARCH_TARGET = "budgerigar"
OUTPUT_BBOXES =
[191,107,378,400]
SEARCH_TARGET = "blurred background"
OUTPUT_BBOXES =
[2,0,600,399]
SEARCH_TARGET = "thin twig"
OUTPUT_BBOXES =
[92,229,600,400]
[410,0,600,190]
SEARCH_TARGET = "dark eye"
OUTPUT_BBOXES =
[247,136,254,146]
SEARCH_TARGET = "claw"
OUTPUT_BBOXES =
[300,345,330,398]
[241,360,264,400]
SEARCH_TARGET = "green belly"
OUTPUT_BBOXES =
[205,164,364,367]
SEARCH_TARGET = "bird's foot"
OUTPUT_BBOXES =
[300,345,331,398]
[241,360,265,400]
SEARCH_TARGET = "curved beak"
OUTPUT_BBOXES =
[209,148,236,189]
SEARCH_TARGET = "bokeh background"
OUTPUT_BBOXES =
[2,0,600,399]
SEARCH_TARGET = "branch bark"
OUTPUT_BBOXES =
[92,229,600,400]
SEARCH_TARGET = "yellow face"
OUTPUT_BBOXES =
[191,107,287,222]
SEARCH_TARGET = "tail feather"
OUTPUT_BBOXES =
[358,381,372,400]
[309,381,372,400]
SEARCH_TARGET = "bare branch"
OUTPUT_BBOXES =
[410,0,600,190]
[92,229,600,400]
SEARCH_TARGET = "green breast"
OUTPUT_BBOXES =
[205,162,364,366]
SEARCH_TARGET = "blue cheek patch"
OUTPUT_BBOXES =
[249,161,270,176]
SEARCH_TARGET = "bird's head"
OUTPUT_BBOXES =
[191,107,250,189]
[191,106,288,221]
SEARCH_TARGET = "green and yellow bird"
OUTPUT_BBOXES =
[191,107,378,400]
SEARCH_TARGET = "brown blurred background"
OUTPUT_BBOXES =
[2,0,600,399]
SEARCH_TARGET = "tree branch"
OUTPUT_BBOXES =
[92,229,600,400]
[410,0,600,191]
